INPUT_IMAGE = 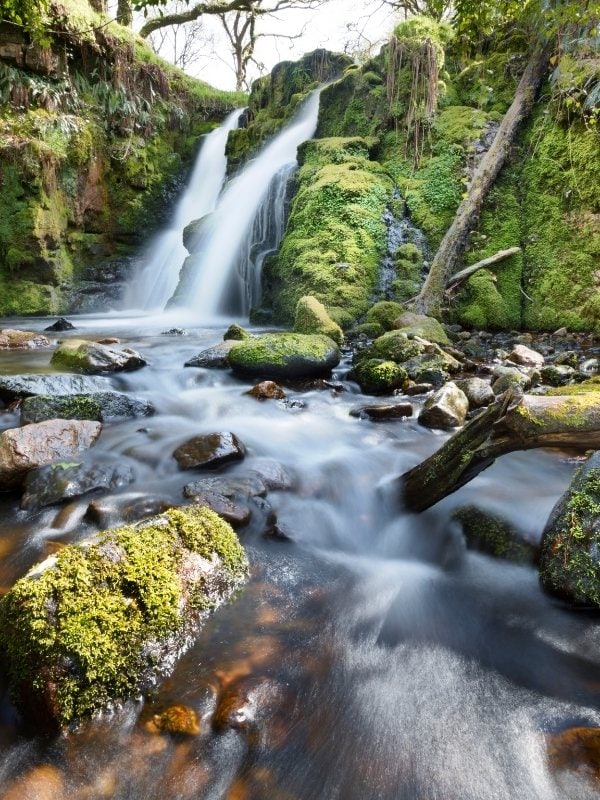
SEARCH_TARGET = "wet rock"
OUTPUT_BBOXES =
[45,318,76,332]
[229,333,340,380]
[0,374,110,402]
[581,358,599,375]
[183,474,266,500]
[539,451,600,607]
[454,377,495,409]
[3,764,64,800]
[212,677,269,733]
[541,364,575,387]
[51,340,147,374]
[185,489,251,527]
[452,505,538,563]
[250,458,295,491]
[491,365,531,394]
[96,338,120,345]
[547,726,600,785]
[86,494,173,528]
[0,419,102,490]
[223,324,251,341]
[161,328,186,336]
[554,350,580,369]
[350,402,413,421]
[246,381,286,401]
[0,328,50,349]
[21,392,154,424]
[391,312,451,345]
[173,432,246,471]
[507,344,545,367]
[21,462,134,511]
[403,350,460,387]
[0,506,248,730]
[405,382,434,396]
[145,704,201,736]
[418,382,469,430]
[184,340,237,369]
[294,296,344,346]
[352,359,407,395]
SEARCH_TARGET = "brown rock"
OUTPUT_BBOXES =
[145,704,201,737]
[247,381,286,401]
[185,489,251,527]
[85,494,173,528]
[3,764,64,800]
[173,432,246,471]
[547,726,600,785]
[0,329,50,349]
[96,337,120,345]
[350,402,413,421]
[507,344,545,368]
[0,419,102,489]
[405,382,434,396]
[418,382,469,430]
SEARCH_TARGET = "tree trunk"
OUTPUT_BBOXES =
[399,392,600,512]
[117,0,133,27]
[413,46,550,318]
[89,0,107,12]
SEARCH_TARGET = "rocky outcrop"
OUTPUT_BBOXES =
[0,506,248,730]
[0,419,102,489]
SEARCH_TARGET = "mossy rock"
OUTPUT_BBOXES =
[547,376,600,396]
[368,330,424,363]
[228,333,340,379]
[452,505,538,564]
[348,322,384,339]
[352,359,408,395]
[294,295,344,345]
[365,301,405,332]
[223,324,251,341]
[392,312,451,345]
[539,452,600,607]
[0,506,248,730]
[51,340,147,374]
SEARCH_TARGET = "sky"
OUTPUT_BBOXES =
[132,1,399,91]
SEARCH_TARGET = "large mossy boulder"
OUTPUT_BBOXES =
[539,451,600,607]
[392,312,451,346]
[51,340,147,374]
[352,359,408,395]
[0,506,249,730]
[365,302,405,332]
[294,296,344,346]
[228,333,340,379]
[452,505,538,564]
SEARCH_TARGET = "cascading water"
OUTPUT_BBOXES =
[124,108,243,312]
[171,90,322,320]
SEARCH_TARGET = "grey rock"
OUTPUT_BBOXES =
[418,382,469,430]
[454,377,495,409]
[21,462,134,510]
[20,392,154,424]
[184,340,237,369]
[0,374,110,402]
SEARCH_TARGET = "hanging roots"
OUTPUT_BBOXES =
[387,35,440,164]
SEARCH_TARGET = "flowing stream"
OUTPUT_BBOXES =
[0,315,599,800]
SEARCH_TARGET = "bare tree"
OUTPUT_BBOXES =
[147,0,214,71]
[117,0,133,26]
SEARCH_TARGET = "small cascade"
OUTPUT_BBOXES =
[124,108,243,312]
[171,90,322,321]
[376,192,429,301]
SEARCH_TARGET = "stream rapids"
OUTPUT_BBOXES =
[0,314,599,799]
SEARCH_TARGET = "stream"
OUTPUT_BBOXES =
[1,314,599,799]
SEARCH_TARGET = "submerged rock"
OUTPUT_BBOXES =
[418,382,469,430]
[145,704,201,737]
[539,451,600,607]
[184,340,237,369]
[228,333,340,379]
[45,318,76,332]
[547,726,600,786]
[452,505,538,563]
[161,328,186,336]
[0,329,50,349]
[21,462,134,511]
[294,296,344,346]
[20,392,154,424]
[0,419,102,490]
[183,474,266,527]
[173,432,246,471]
[0,374,110,401]
[0,506,248,730]
[51,340,147,374]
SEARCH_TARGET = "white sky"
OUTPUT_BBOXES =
[133,1,399,91]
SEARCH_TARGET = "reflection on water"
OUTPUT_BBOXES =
[0,315,599,799]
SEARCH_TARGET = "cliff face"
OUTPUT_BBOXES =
[231,18,600,333]
[0,0,243,316]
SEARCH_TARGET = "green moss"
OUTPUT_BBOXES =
[453,505,537,563]
[294,295,344,345]
[547,377,600,396]
[228,333,340,378]
[393,313,450,345]
[20,394,103,423]
[352,358,408,395]
[367,330,423,363]
[0,506,247,727]
[365,301,405,331]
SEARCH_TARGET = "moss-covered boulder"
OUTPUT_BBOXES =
[352,359,408,395]
[20,392,154,424]
[539,451,600,607]
[368,330,425,363]
[223,324,251,341]
[452,505,538,563]
[365,302,405,332]
[51,340,147,374]
[392,312,450,345]
[228,333,340,379]
[0,506,248,730]
[294,296,344,345]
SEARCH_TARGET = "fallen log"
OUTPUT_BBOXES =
[400,392,600,512]
[444,247,522,291]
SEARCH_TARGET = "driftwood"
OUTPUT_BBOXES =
[400,392,600,512]
[413,46,550,317]
[445,247,522,291]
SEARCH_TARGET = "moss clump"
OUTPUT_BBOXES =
[267,138,393,324]
[0,506,248,728]
[294,295,344,345]
[365,301,405,332]
[352,359,408,395]
[452,505,538,564]
[228,333,340,379]
[368,330,423,363]
[547,377,600,396]
[20,394,102,423]
[393,312,451,345]
[349,322,384,339]
[223,324,251,341]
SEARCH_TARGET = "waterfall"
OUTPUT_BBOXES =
[173,90,322,320]
[124,108,243,312]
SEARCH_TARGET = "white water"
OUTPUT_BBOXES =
[174,90,322,321]
[125,108,243,312]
